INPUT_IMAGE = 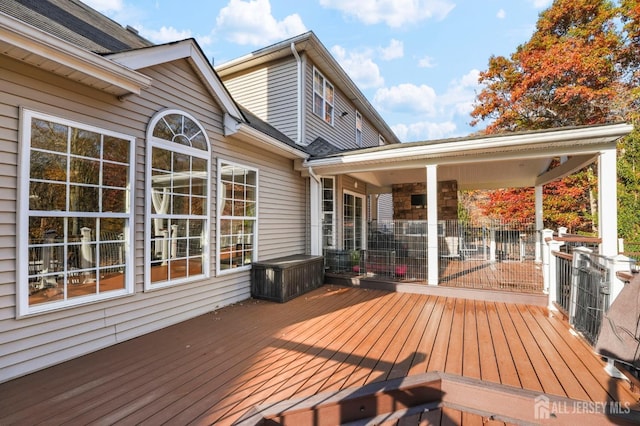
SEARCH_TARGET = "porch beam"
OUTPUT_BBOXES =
[534,154,597,186]
[426,165,439,285]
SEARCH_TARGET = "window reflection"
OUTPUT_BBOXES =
[25,114,132,310]
[149,112,209,287]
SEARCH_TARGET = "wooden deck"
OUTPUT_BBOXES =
[1,286,638,425]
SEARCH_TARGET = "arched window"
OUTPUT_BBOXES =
[145,110,210,289]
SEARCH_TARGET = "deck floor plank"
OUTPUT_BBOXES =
[475,301,501,384]
[494,302,543,392]
[407,296,446,376]
[462,300,481,380]
[444,298,466,377]
[426,298,456,372]
[1,286,637,426]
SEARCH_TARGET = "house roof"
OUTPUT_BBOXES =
[302,122,633,191]
[0,0,152,53]
[0,8,151,96]
[215,31,401,147]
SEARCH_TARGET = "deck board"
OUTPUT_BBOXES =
[1,286,637,426]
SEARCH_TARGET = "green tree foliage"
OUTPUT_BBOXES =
[470,0,640,239]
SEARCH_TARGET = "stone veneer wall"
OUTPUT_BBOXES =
[392,181,458,220]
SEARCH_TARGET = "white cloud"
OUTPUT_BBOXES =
[379,39,404,60]
[439,69,480,116]
[530,0,552,8]
[215,0,306,45]
[374,83,438,115]
[319,0,455,28]
[392,121,457,141]
[137,26,192,44]
[497,9,506,19]
[418,55,436,68]
[331,45,384,89]
[82,0,124,12]
[380,69,481,141]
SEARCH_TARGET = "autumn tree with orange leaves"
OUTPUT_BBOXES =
[469,0,640,237]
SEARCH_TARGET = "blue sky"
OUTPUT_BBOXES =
[85,0,553,142]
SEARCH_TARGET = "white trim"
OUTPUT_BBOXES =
[355,111,363,147]
[216,159,259,276]
[320,177,336,251]
[17,109,136,317]
[108,40,243,120]
[312,66,335,126]
[144,109,211,291]
[0,13,151,96]
[304,123,634,169]
[342,190,366,251]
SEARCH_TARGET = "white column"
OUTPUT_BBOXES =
[310,177,322,256]
[535,185,543,262]
[599,148,617,256]
[426,165,439,285]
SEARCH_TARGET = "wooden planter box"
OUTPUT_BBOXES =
[251,255,324,303]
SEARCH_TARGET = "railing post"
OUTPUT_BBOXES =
[569,247,592,323]
[607,254,634,307]
[542,229,563,310]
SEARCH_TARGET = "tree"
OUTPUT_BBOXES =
[470,0,640,238]
[472,0,624,132]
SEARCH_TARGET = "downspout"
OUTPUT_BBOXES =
[291,42,303,145]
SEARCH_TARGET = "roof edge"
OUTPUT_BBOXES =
[0,11,151,94]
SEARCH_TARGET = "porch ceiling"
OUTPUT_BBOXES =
[303,123,632,191]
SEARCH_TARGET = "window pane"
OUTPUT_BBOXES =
[31,119,67,152]
[30,151,67,181]
[102,188,127,213]
[103,136,129,162]
[70,157,99,185]
[152,147,172,171]
[70,129,100,158]
[29,181,66,211]
[69,185,99,212]
[102,163,128,188]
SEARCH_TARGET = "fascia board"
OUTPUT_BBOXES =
[305,123,633,168]
[234,124,309,160]
[0,12,151,94]
[108,40,244,120]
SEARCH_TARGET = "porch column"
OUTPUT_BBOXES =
[535,185,543,262]
[598,148,617,256]
[309,176,322,256]
[426,165,439,285]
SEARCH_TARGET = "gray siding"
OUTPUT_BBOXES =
[302,59,381,150]
[0,56,307,382]
[222,58,299,142]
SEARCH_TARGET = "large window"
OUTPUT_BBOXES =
[146,110,210,289]
[321,177,335,248]
[313,67,334,125]
[217,160,257,274]
[18,110,135,315]
[343,191,365,251]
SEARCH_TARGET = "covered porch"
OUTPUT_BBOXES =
[303,123,632,294]
[0,286,638,425]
